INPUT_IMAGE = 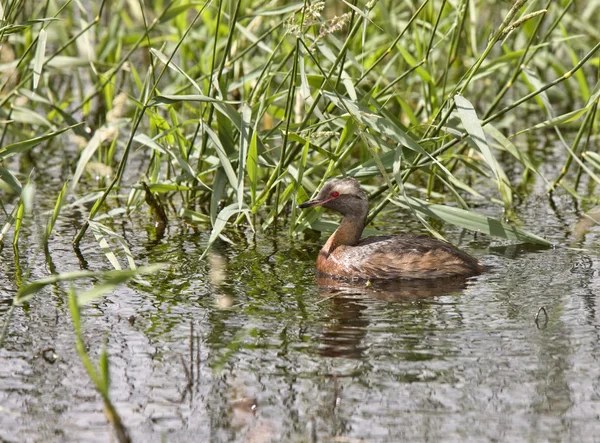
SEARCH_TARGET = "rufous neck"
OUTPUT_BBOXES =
[322,214,365,255]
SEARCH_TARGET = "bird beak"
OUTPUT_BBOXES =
[298,195,337,208]
[298,198,323,209]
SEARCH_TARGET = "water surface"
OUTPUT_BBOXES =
[2,175,600,442]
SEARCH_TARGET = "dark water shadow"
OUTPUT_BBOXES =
[314,276,472,359]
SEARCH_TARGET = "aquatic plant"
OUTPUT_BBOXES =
[1,1,597,256]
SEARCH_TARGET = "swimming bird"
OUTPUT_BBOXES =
[298,178,484,280]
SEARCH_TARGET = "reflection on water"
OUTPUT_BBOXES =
[316,275,472,358]
[316,274,471,301]
[4,195,600,442]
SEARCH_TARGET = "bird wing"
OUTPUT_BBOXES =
[330,234,481,280]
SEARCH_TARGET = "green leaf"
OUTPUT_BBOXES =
[150,48,202,92]
[134,134,210,190]
[148,94,239,106]
[179,208,211,224]
[247,127,258,206]
[71,127,112,191]
[455,95,513,207]
[391,196,551,245]
[98,347,110,395]
[251,3,303,16]
[18,89,90,140]
[16,266,163,305]
[484,124,551,187]
[0,165,22,193]
[325,92,482,198]
[45,180,69,243]
[238,105,252,210]
[159,2,205,23]
[134,182,192,193]
[89,221,137,271]
[583,151,600,171]
[0,124,82,160]
[11,106,52,127]
[33,28,47,89]
[205,126,238,190]
[201,204,249,260]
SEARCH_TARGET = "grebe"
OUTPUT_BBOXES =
[298,178,484,280]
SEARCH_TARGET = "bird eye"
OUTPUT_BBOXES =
[331,191,340,198]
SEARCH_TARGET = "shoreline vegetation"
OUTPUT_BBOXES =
[0,1,599,441]
[0,1,597,252]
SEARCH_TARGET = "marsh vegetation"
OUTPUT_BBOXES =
[0,0,599,441]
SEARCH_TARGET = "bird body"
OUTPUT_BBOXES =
[299,178,484,280]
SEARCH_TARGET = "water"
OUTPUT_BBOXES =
[2,174,600,442]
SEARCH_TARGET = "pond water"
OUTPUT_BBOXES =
[2,155,600,442]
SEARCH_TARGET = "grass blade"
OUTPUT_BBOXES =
[33,28,47,89]
[0,124,82,160]
[391,196,551,245]
[455,95,513,207]
[45,180,68,243]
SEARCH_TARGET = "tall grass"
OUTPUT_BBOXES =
[1,1,597,436]
[0,0,598,250]
[0,0,600,441]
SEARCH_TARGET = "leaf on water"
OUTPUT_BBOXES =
[391,196,551,245]
[15,266,163,306]
[76,269,150,306]
[89,222,123,271]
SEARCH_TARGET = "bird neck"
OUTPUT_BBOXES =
[322,214,365,256]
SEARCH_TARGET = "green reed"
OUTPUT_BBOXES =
[0,0,598,251]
